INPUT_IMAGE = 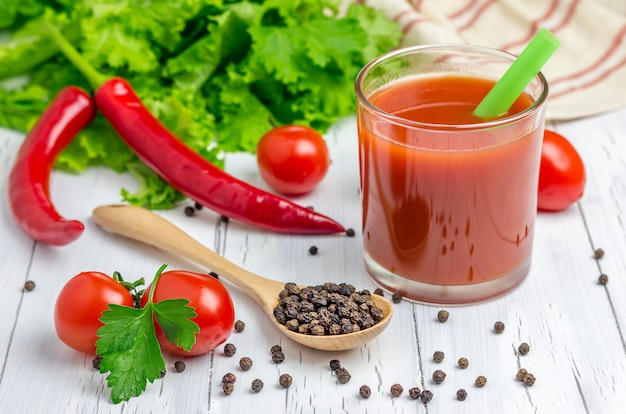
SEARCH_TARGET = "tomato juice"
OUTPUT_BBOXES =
[357,73,545,304]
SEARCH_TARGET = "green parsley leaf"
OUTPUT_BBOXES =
[95,264,199,404]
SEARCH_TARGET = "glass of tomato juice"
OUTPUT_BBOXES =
[355,45,548,304]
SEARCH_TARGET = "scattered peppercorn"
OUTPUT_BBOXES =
[223,343,237,357]
[359,384,371,398]
[272,351,286,364]
[159,370,166,378]
[420,390,433,404]
[456,388,468,401]
[457,357,469,369]
[345,228,356,237]
[273,282,384,336]
[598,274,609,285]
[173,360,186,373]
[474,376,487,387]
[437,310,449,323]
[184,206,195,217]
[233,320,245,333]
[432,369,446,384]
[329,359,341,372]
[522,372,536,386]
[335,367,352,384]
[518,342,530,355]
[390,383,403,397]
[270,344,282,354]
[433,351,445,363]
[516,368,528,381]
[92,355,102,370]
[308,245,318,255]
[391,292,403,304]
[251,378,264,393]
[23,280,36,291]
[208,271,219,279]
[239,357,253,371]
[194,202,203,210]
[222,383,234,395]
[594,248,605,259]
[220,215,229,223]
[222,372,237,384]
[279,373,293,388]
[494,321,505,333]
[408,387,421,399]
[373,288,384,297]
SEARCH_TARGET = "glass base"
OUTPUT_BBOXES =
[364,253,531,305]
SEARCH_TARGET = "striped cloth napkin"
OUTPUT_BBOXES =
[345,0,626,121]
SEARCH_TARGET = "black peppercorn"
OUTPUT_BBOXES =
[457,357,469,369]
[474,375,487,387]
[516,368,528,381]
[279,373,293,388]
[408,387,421,399]
[329,359,341,371]
[92,355,102,370]
[335,367,351,384]
[457,388,468,401]
[239,357,253,371]
[494,321,505,333]
[345,228,356,237]
[518,342,530,355]
[251,378,264,393]
[522,372,536,386]
[23,280,36,291]
[390,383,403,397]
[309,245,318,255]
[433,351,445,363]
[223,343,236,357]
[234,320,245,333]
[594,248,605,259]
[359,384,371,398]
[432,369,446,384]
[184,206,195,217]
[222,372,236,384]
[272,351,286,364]
[270,344,282,354]
[437,310,449,323]
[222,383,234,395]
[598,274,609,285]
[194,202,203,210]
[373,288,384,297]
[420,390,433,404]
[391,292,403,304]
[208,271,219,279]
[174,360,186,373]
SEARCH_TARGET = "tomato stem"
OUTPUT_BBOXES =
[147,264,169,304]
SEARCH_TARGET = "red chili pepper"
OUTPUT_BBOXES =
[8,86,95,245]
[46,23,345,235]
[95,78,345,234]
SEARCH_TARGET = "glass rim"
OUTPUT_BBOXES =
[355,43,550,131]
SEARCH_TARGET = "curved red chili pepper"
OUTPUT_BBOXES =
[8,86,95,245]
[95,78,345,234]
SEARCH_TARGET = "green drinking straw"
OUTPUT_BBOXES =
[474,28,560,119]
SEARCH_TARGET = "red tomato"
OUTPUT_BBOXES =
[141,271,235,356]
[54,272,133,354]
[537,129,586,212]
[256,125,331,196]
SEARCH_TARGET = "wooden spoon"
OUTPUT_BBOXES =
[92,204,393,352]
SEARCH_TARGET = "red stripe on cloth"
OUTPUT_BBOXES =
[551,23,626,86]
[403,16,429,35]
[500,0,580,51]
[457,0,497,32]
[550,54,626,99]
[392,10,412,22]
[447,0,482,19]
[410,0,425,9]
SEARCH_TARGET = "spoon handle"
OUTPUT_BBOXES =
[92,204,283,309]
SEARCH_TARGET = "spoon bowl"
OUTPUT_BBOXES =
[92,204,393,351]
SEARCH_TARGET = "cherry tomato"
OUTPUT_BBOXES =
[141,270,235,356]
[256,125,331,196]
[537,129,586,212]
[54,272,133,354]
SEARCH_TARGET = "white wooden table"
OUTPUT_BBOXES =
[1,108,625,414]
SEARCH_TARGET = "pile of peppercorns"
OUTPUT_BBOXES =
[273,282,384,336]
